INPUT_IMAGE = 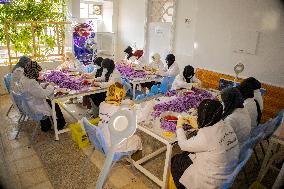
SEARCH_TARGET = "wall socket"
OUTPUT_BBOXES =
[185,18,191,24]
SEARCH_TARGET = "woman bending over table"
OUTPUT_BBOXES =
[90,58,122,107]
[171,99,239,189]
[221,87,251,147]
[18,61,66,132]
[171,65,200,90]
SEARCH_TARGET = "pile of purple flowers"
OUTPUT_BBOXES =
[44,71,84,90]
[116,64,147,79]
[160,119,191,132]
[152,88,214,119]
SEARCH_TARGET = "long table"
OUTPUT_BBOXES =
[49,87,107,140]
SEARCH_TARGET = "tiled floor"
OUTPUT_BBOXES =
[0,94,281,189]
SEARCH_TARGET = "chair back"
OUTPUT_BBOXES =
[240,132,264,161]
[160,76,175,93]
[12,91,44,121]
[82,117,107,154]
[250,119,272,138]
[221,149,253,189]
[4,73,12,93]
[150,85,159,95]
[11,91,25,114]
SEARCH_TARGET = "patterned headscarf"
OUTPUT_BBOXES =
[24,61,42,80]
[124,46,133,60]
[221,87,244,119]
[105,82,126,106]
[12,56,31,72]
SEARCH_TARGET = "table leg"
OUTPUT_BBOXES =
[52,100,59,141]
[257,140,275,181]
[162,143,172,189]
[133,83,136,100]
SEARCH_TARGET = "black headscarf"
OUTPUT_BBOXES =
[101,58,115,82]
[243,77,261,90]
[93,57,104,67]
[13,56,31,72]
[221,87,244,119]
[24,61,42,80]
[124,46,133,60]
[197,99,223,128]
[165,54,175,68]
[183,65,195,83]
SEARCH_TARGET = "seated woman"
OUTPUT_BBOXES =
[171,99,239,189]
[10,56,31,93]
[243,77,263,112]
[98,82,142,152]
[164,54,180,77]
[56,52,81,71]
[221,87,251,146]
[90,58,122,107]
[239,78,262,130]
[171,65,200,90]
[18,61,66,132]
[149,53,166,75]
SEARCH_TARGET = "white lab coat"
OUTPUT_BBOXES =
[176,120,240,189]
[165,62,179,77]
[18,76,54,116]
[171,74,200,90]
[98,101,142,152]
[96,69,122,88]
[244,98,259,130]
[224,108,252,147]
[10,67,24,93]
[254,89,263,112]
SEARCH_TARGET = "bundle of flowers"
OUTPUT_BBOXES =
[116,64,147,79]
[44,71,84,90]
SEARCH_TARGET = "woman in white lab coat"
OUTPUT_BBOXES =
[90,58,122,107]
[18,61,66,132]
[239,78,262,130]
[98,82,142,152]
[171,99,239,189]
[10,56,31,93]
[171,65,200,90]
[221,87,251,147]
[149,53,166,74]
[164,54,179,77]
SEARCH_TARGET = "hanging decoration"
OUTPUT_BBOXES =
[73,21,97,65]
[0,0,12,4]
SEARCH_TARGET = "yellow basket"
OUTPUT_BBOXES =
[69,117,100,148]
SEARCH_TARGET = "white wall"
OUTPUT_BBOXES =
[190,0,284,87]
[116,0,146,60]
[116,0,284,87]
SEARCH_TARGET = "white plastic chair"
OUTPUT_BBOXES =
[95,108,137,189]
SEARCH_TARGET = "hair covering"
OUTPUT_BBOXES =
[221,87,244,119]
[101,58,115,82]
[183,65,195,83]
[238,79,255,100]
[12,56,31,72]
[197,99,223,128]
[105,82,126,105]
[165,54,175,68]
[243,77,261,90]
[24,61,42,80]
[133,50,143,60]
[124,46,133,60]
[93,57,104,67]
[151,53,161,62]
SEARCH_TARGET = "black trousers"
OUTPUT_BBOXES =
[40,100,66,132]
[171,152,193,189]
[90,92,107,107]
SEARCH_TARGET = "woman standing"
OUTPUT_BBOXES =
[164,54,179,77]
[171,99,239,189]
[221,87,251,146]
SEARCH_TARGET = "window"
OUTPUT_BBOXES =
[80,2,102,19]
